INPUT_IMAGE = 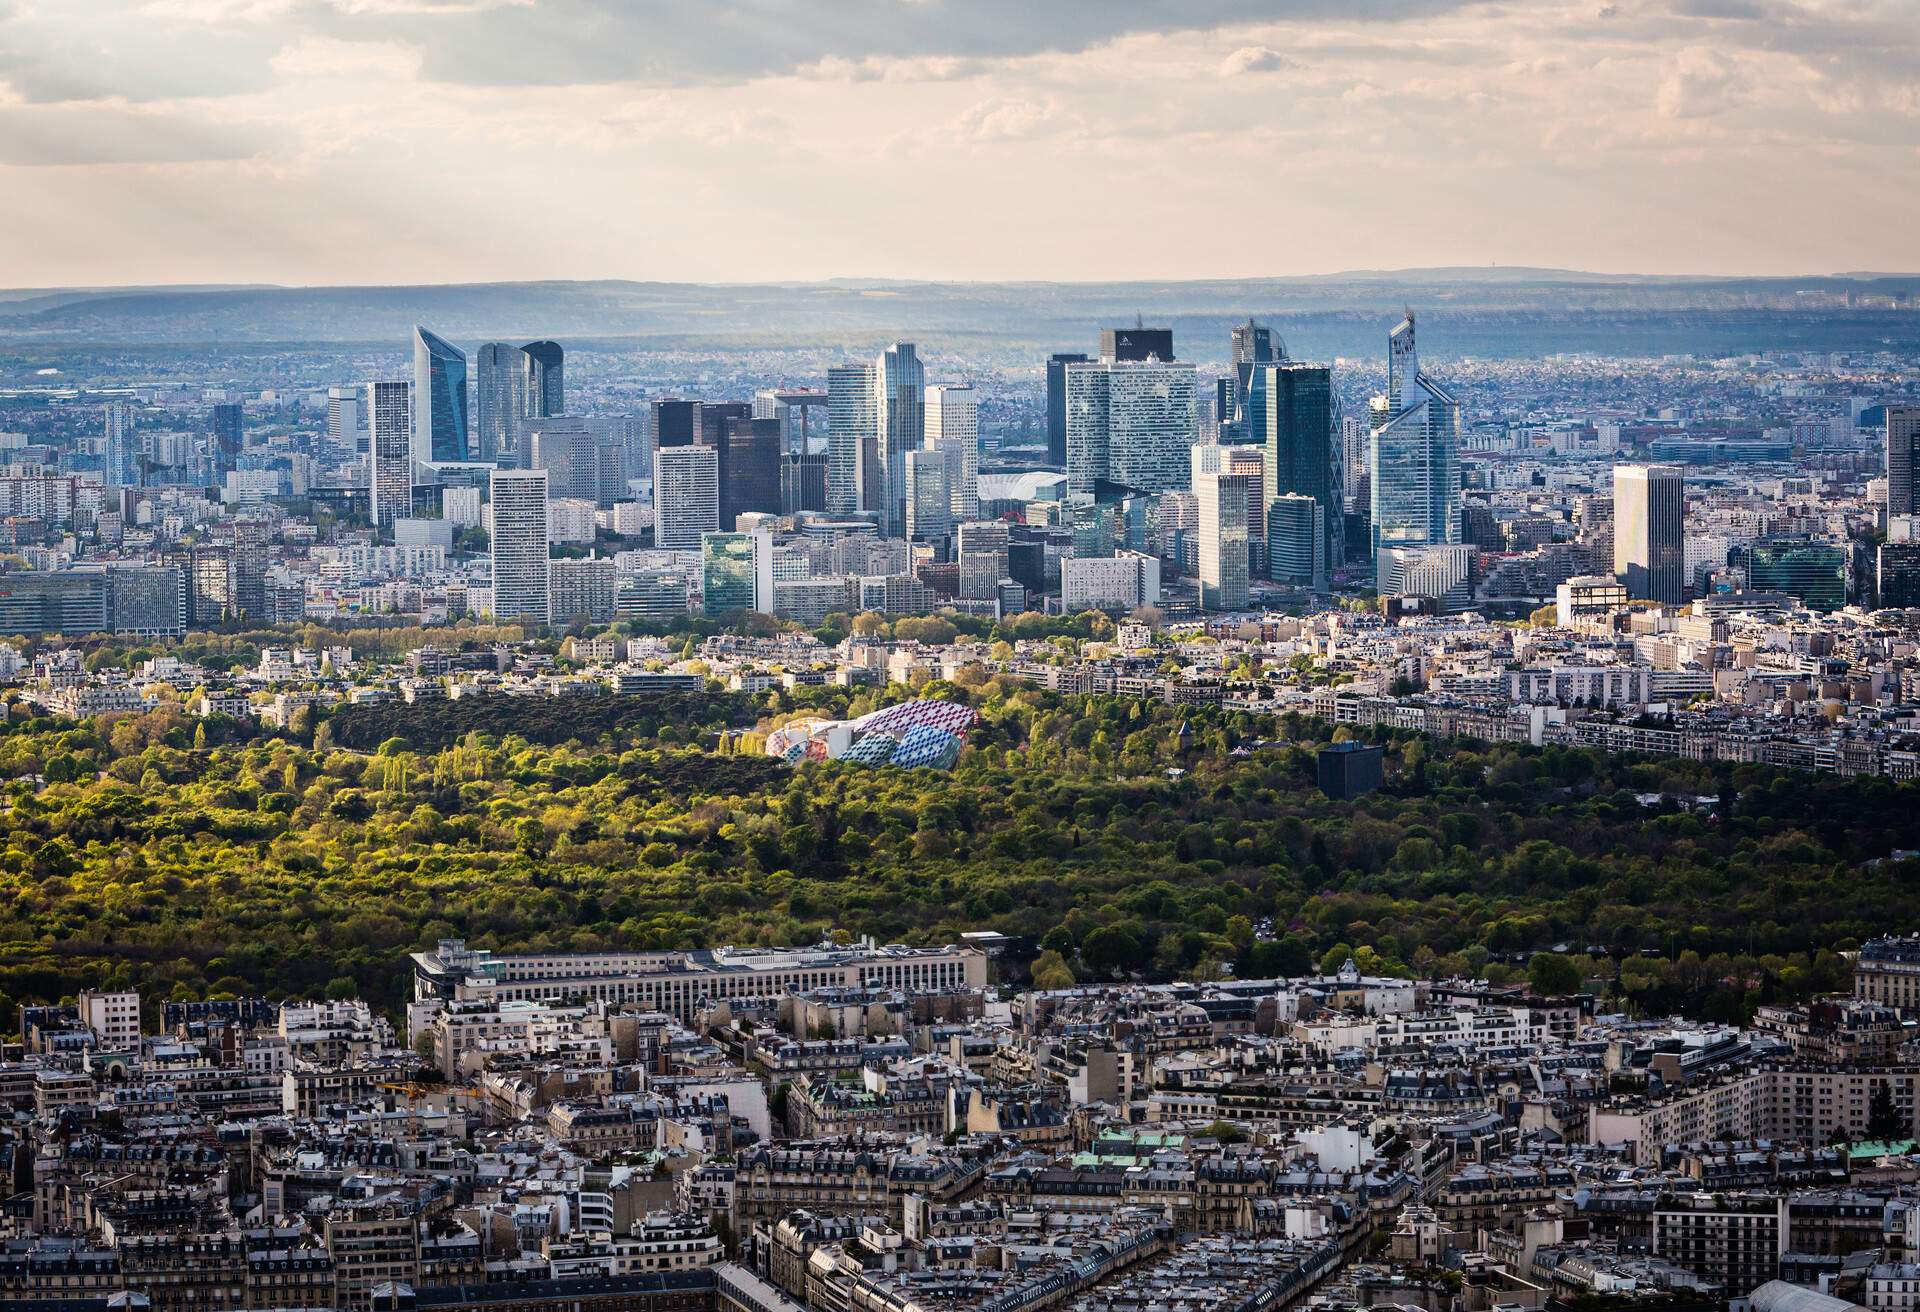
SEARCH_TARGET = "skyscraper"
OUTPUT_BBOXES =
[1368,311,1461,585]
[1612,463,1685,604]
[652,399,702,450]
[1888,407,1920,516]
[1268,493,1328,592]
[490,468,551,626]
[904,448,952,548]
[367,379,412,534]
[1045,353,1088,468]
[413,326,470,465]
[521,340,564,423]
[103,399,139,486]
[873,343,925,538]
[475,342,520,463]
[653,445,719,549]
[326,387,362,459]
[924,383,979,524]
[1065,331,1197,499]
[1250,361,1338,573]
[209,403,242,484]
[1230,319,1280,435]
[827,364,876,516]
[718,416,783,529]
[1194,463,1250,612]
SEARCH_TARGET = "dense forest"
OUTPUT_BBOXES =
[0,668,1906,1029]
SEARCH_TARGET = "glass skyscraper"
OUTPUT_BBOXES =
[413,325,470,465]
[475,342,519,463]
[521,340,564,422]
[1368,311,1460,574]
[1250,361,1337,573]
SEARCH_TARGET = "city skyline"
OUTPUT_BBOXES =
[2,1,1917,288]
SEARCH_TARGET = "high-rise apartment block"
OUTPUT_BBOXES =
[489,468,551,627]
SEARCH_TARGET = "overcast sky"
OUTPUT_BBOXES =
[1,0,1914,288]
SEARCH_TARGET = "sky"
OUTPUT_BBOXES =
[0,0,1915,288]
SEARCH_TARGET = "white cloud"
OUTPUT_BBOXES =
[950,96,1064,143]
[1220,45,1295,76]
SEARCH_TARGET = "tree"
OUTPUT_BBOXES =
[1030,950,1076,991]
[1868,1080,1907,1144]
[323,975,359,1001]
[1527,953,1582,997]
[1081,925,1145,979]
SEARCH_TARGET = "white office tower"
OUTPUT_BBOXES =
[1379,543,1474,611]
[872,343,925,537]
[827,363,875,516]
[924,383,979,522]
[1061,553,1161,611]
[1194,464,1250,611]
[1368,311,1461,592]
[903,449,952,548]
[489,469,551,627]
[444,485,484,529]
[367,380,412,535]
[1613,462,1686,604]
[1065,353,1198,499]
[1193,441,1266,573]
[326,387,362,457]
[653,445,720,550]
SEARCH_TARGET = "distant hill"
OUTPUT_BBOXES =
[0,270,1914,360]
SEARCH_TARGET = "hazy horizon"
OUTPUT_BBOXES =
[2,1,1916,288]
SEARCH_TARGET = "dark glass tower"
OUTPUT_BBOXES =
[412,326,469,464]
[208,402,242,482]
[1250,361,1339,572]
[521,340,564,420]
[1046,353,1088,468]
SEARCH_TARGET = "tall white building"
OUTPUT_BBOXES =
[827,363,875,516]
[653,445,720,550]
[1194,465,1250,611]
[326,387,362,457]
[1065,356,1197,499]
[1613,463,1685,604]
[489,468,551,626]
[367,379,412,535]
[924,383,979,523]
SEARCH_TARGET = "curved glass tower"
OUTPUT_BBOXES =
[1368,311,1460,560]
[413,326,470,465]
[521,341,564,421]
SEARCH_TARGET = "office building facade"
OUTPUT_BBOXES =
[1368,312,1461,583]
[924,383,979,523]
[1194,467,1250,611]
[489,469,551,627]
[412,326,469,465]
[1613,463,1686,604]
[367,380,413,535]
[1046,353,1088,468]
[653,445,720,550]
